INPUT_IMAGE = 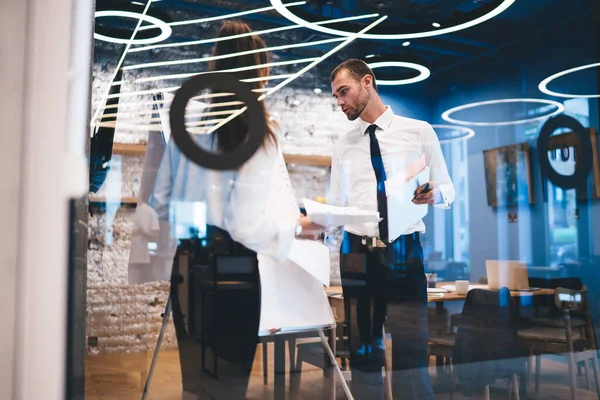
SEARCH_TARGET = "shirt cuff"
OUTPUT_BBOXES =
[434,189,451,209]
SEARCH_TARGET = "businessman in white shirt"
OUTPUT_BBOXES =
[329,59,455,399]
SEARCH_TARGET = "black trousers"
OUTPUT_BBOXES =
[170,227,260,399]
[340,231,434,400]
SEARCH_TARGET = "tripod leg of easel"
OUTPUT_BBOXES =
[319,329,354,400]
[382,326,393,400]
[141,296,172,400]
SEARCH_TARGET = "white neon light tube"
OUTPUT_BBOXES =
[538,62,600,99]
[103,99,243,111]
[137,1,306,31]
[207,15,387,134]
[241,73,294,83]
[90,0,153,130]
[269,0,514,40]
[258,15,388,101]
[107,88,264,100]
[100,109,236,121]
[113,58,317,86]
[131,13,379,53]
[122,37,345,71]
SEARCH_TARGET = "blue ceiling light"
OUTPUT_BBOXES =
[538,62,600,99]
[431,125,475,143]
[368,61,430,85]
[441,98,565,127]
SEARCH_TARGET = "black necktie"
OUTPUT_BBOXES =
[367,124,389,243]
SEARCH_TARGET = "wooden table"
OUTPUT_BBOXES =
[326,283,556,312]
[429,282,556,312]
[430,282,555,302]
[327,284,556,299]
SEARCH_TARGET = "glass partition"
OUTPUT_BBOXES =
[79,1,600,399]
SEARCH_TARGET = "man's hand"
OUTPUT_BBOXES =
[412,181,440,206]
[296,215,325,239]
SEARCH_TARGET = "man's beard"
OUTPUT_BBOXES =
[345,90,368,121]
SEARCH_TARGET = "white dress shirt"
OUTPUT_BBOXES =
[330,106,455,238]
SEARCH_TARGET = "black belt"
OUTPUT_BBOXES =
[350,232,420,249]
[360,236,387,248]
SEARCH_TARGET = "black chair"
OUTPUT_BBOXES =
[518,285,600,399]
[452,288,527,399]
[196,230,261,379]
[521,278,591,390]
[527,278,586,330]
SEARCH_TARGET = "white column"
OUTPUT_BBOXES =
[5,0,92,399]
[0,2,29,399]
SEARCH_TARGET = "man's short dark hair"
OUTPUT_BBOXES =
[330,59,378,92]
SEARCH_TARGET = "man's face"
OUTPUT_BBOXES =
[331,69,369,121]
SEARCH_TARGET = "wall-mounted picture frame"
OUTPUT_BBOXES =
[483,142,534,208]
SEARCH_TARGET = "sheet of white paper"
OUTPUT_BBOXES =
[386,167,430,242]
[288,239,331,286]
[303,198,380,228]
[257,255,335,336]
[256,154,334,336]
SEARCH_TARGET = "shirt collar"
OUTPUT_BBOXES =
[359,106,395,135]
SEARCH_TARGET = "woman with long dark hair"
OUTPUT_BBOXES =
[151,20,318,399]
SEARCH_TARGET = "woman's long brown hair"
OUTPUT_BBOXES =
[209,20,277,153]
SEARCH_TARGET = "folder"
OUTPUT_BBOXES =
[384,164,430,243]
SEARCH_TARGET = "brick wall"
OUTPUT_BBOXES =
[87,86,351,354]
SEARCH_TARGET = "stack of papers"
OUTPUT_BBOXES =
[302,198,380,228]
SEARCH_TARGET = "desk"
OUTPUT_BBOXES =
[429,282,556,314]
[431,281,555,300]
[327,284,556,299]
[325,283,556,311]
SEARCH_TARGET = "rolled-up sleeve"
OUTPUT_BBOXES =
[422,123,455,209]
[151,138,179,221]
[223,142,297,261]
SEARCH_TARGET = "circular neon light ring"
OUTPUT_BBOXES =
[94,11,172,45]
[442,98,565,127]
[431,125,475,143]
[538,62,600,99]
[368,61,430,85]
[269,0,515,40]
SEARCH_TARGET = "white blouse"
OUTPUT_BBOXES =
[151,131,298,262]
